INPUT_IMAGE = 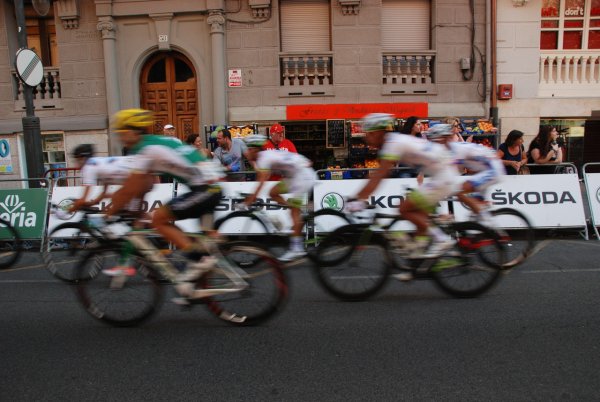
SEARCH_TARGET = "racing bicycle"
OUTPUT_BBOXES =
[74,226,288,327]
[313,209,505,301]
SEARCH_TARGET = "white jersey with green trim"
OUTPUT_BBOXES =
[129,135,225,186]
[256,150,312,178]
[80,156,138,186]
[379,133,453,176]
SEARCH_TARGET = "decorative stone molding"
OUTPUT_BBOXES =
[97,17,116,40]
[150,13,174,50]
[56,0,80,29]
[338,0,360,15]
[207,11,226,34]
[248,0,271,18]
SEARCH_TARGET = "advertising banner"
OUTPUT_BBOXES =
[583,171,600,238]
[0,188,48,239]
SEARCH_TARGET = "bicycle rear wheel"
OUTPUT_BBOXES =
[43,222,102,282]
[488,208,534,269]
[313,225,391,302]
[75,244,164,327]
[0,218,21,270]
[202,244,287,326]
[432,221,504,298]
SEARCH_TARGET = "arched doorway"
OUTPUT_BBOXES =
[140,52,198,141]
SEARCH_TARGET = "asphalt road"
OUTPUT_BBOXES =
[1,238,600,401]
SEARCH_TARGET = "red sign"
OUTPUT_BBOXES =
[286,103,428,121]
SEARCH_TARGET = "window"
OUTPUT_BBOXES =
[23,4,58,66]
[541,0,600,49]
[381,0,431,50]
[280,0,331,52]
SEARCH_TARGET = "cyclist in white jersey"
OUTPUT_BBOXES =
[346,113,458,259]
[425,124,505,222]
[243,135,316,262]
[69,144,138,212]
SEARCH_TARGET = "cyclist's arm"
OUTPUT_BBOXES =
[87,185,110,206]
[355,159,394,200]
[69,185,93,212]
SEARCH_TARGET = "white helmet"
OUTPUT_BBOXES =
[426,124,453,141]
[362,113,394,132]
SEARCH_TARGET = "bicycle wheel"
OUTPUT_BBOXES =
[75,244,164,327]
[201,244,287,326]
[214,211,270,238]
[0,218,21,270]
[313,225,392,302]
[43,222,103,282]
[488,208,535,269]
[303,209,352,261]
[432,221,504,298]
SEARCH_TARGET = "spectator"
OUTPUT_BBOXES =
[213,128,247,173]
[445,117,472,143]
[263,123,297,152]
[163,124,176,137]
[497,130,528,175]
[185,133,211,158]
[401,116,425,138]
[395,116,423,178]
[527,125,563,174]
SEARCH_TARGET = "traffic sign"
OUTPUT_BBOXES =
[14,48,44,88]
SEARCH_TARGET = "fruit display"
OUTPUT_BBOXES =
[228,125,255,138]
[365,159,379,169]
[462,119,497,135]
[473,137,494,149]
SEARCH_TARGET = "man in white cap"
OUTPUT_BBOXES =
[163,124,176,137]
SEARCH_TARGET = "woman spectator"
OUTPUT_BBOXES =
[445,117,472,143]
[527,125,562,174]
[401,116,425,138]
[185,133,211,158]
[497,130,528,175]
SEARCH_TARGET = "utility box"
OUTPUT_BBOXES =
[498,84,513,100]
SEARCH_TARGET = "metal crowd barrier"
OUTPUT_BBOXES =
[582,163,600,240]
[522,162,578,175]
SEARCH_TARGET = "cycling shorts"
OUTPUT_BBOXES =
[273,167,316,207]
[407,169,458,213]
[461,159,504,193]
[166,184,222,221]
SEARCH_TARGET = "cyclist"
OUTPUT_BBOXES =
[243,135,316,262]
[105,108,226,299]
[69,144,138,212]
[346,113,458,259]
[425,123,505,223]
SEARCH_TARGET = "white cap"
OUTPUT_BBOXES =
[164,124,175,129]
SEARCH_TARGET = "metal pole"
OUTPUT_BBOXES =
[14,0,46,188]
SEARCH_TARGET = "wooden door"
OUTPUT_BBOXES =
[140,53,198,141]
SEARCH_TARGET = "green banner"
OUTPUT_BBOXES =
[0,189,48,239]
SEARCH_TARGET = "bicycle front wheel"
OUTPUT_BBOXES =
[488,208,535,269]
[432,221,504,298]
[313,225,391,302]
[75,244,164,327]
[43,222,102,282]
[202,244,287,326]
[0,218,21,270]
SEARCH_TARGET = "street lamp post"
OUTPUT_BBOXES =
[14,0,46,188]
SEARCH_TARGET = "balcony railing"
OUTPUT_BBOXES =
[539,51,600,97]
[279,53,333,96]
[382,51,436,94]
[11,67,62,110]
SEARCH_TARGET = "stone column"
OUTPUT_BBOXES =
[207,10,227,125]
[97,16,122,155]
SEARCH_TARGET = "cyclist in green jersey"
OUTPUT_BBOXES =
[106,109,226,298]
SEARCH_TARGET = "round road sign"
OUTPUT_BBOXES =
[14,48,44,88]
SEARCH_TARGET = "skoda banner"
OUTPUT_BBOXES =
[0,188,48,239]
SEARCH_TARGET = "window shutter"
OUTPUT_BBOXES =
[280,0,330,52]
[381,0,431,50]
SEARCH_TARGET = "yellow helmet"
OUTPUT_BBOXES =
[111,108,154,130]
